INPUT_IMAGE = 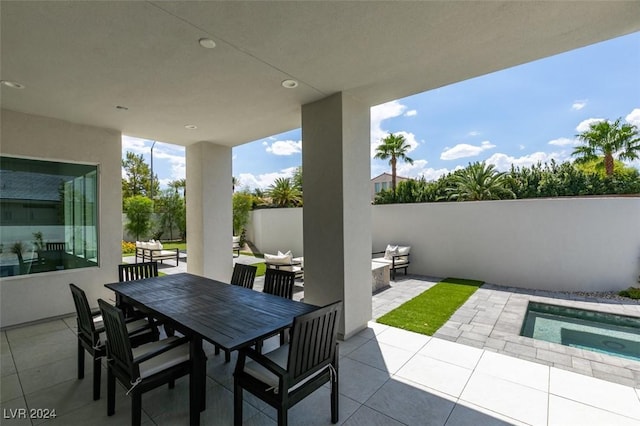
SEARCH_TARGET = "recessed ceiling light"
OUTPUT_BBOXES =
[115,105,129,111]
[1,80,25,89]
[185,124,198,130]
[198,38,216,49]
[281,79,298,89]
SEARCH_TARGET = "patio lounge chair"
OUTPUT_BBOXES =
[372,244,411,280]
[234,301,342,426]
[264,251,304,280]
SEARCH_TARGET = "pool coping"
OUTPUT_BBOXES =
[433,283,640,388]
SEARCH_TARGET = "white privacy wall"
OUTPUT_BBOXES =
[246,208,303,257]
[249,198,640,292]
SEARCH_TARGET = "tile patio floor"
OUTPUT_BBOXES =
[1,261,639,425]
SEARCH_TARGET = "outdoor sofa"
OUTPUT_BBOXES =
[135,241,179,266]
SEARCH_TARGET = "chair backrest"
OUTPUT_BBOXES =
[118,262,158,282]
[230,263,257,289]
[263,268,296,299]
[46,242,66,251]
[287,301,342,383]
[98,299,138,379]
[69,283,99,344]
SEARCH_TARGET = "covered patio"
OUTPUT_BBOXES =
[2,2,640,424]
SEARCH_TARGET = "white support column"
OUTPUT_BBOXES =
[186,141,233,281]
[302,92,372,339]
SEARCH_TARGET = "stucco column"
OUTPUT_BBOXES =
[302,92,372,339]
[186,141,233,281]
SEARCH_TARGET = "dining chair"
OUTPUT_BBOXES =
[230,263,258,289]
[117,262,158,316]
[215,263,260,363]
[118,261,158,282]
[117,261,176,336]
[98,299,193,426]
[233,301,343,426]
[263,268,295,300]
[69,284,159,401]
[260,268,296,347]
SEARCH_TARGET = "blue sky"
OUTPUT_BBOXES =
[123,32,640,190]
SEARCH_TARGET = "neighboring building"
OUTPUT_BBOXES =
[371,173,409,201]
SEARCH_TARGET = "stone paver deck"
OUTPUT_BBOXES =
[432,283,640,388]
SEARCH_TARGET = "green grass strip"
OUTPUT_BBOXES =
[377,277,484,335]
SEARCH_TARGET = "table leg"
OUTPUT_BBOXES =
[190,337,206,425]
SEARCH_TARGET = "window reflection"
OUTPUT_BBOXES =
[0,156,99,276]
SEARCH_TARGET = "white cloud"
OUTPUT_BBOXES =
[571,100,588,110]
[625,108,640,127]
[519,145,525,150]
[262,141,269,146]
[392,158,453,182]
[370,100,419,157]
[485,150,571,171]
[237,167,298,190]
[265,140,302,156]
[419,168,453,181]
[122,136,186,185]
[548,137,576,147]
[405,110,417,117]
[468,131,480,137]
[396,159,428,177]
[576,118,605,133]
[152,145,186,181]
[440,140,496,160]
[121,135,150,154]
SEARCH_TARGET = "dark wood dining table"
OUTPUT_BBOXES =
[105,272,319,425]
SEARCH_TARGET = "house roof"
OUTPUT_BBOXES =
[1,2,638,147]
[371,173,410,182]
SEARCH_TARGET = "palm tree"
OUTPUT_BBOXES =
[572,118,640,177]
[267,177,302,207]
[374,133,414,194]
[448,162,514,201]
[168,179,186,198]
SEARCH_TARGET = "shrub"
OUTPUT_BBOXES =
[618,287,640,300]
[122,241,136,254]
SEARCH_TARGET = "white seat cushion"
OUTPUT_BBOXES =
[372,257,409,266]
[243,344,329,394]
[133,337,190,379]
[94,318,153,346]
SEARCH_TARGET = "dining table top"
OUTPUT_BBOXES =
[105,272,319,352]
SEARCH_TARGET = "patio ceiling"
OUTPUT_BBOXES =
[1,1,639,147]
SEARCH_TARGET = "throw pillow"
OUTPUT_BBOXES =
[384,244,399,260]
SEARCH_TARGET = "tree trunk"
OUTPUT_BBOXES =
[604,153,614,177]
[391,157,397,194]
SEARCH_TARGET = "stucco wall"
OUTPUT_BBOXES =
[249,198,640,292]
[1,109,123,328]
[246,208,303,257]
